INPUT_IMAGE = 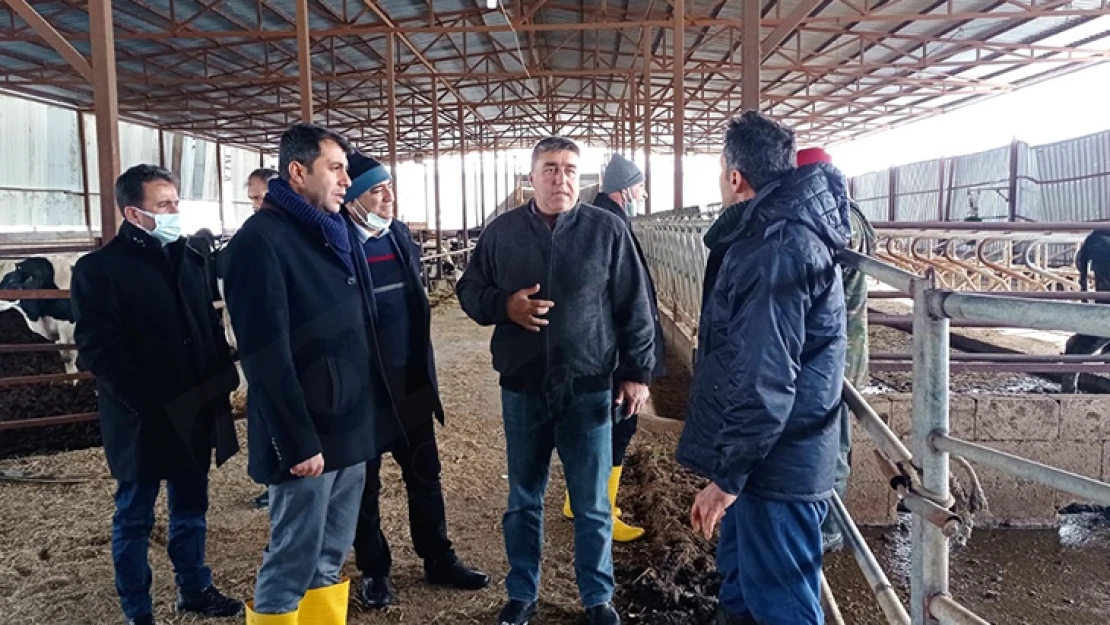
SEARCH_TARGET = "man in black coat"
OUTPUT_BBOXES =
[71,164,244,625]
[556,152,666,544]
[342,153,489,609]
[222,123,390,625]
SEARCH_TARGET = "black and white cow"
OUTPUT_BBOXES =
[0,256,81,374]
[1063,229,1110,393]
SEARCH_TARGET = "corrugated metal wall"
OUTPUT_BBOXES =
[851,131,1110,223]
[0,93,268,233]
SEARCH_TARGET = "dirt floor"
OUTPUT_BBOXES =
[2,300,1110,624]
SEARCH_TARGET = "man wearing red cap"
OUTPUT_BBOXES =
[797,146,877,551]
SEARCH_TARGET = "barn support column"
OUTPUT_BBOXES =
[90,0,121,244]
[479,128,487,227]
[296,0,313,122]
[432,78,443,261]
[672,1,685,213]
[386,33,399,185]
[76,112,93,236]
[459,103,469,250]
[216,141,227,234]
[742,0,762,112]
[642,30,653,215]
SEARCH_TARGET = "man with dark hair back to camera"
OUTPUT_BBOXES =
[457,136,656,625]
[71,164,244,625]
[678,112,852,625]
[222,123,395,625]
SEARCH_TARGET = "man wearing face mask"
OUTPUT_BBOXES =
[342,152,489,610]
[556,153,665,543]
[71,164,244,625]
[222,124,392,625]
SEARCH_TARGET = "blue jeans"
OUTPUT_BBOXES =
[717,493,828,625]
[112,476,213,619]
[501,388,614,607]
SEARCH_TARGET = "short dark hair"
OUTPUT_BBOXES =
[115,164,178,214]
[248,167,279,185]
[278,123,353,181]
[531,136,580,169]
[723,111,797,191]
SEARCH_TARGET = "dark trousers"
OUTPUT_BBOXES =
[112,476,212,619]
[353,419,454,577]
[612,413,638,466]
[717,493,828,625]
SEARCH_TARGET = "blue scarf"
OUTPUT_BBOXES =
[267,178,355,276]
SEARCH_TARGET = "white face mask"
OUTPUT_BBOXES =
[353,199,392,231]
[134,208,182,246]
[621,190,639,217]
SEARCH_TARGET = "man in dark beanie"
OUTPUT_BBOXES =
[558,153,665,543]
[222,124,395,625]
[343,151,489,609]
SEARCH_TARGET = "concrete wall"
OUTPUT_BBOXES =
[850,394,1110,527]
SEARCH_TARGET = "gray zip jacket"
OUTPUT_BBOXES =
[456,200,656,397]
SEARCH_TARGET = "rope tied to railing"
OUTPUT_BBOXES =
[947,455,989,546]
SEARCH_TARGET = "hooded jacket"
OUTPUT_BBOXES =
[676,162,852,501]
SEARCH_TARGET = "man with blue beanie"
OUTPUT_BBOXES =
[344,151,489,610]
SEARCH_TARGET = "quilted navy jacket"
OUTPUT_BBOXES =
[676,162,851,501]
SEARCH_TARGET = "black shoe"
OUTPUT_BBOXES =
[497,599,538,625]
[126,616,155,625]
[586,602,621,625]
[176,585,244,617]
[359,575,394,609]
[253,490,269,509]
[425,556,490,590]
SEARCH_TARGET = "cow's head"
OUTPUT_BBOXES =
[0,257,71,322]
[0,257,57,291]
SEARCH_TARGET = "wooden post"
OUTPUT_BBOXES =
[386,33,399,183]
[76,111,92,236]
[90,0,121,244]
[479,128,487,227]
[295,0,313,122]
[1008,140,1020,222]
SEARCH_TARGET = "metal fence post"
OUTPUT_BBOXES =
[911,271,950,624]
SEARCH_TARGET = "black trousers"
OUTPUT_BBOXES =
[612,408,639,467]
[353,418,454,576]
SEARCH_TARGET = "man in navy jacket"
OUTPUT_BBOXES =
[676,112,851,625]
[342,152,489,609]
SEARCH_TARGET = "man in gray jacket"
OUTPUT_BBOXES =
[457,136,656,625]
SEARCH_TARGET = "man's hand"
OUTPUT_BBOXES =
[690,483,738,540]
[507,284,555,332]
[614,381,650,419]
[290,453,325,478]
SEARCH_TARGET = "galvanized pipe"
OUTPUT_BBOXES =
[838,249,918,294]
[911,278,950,625]
[930,433,1110,506]
[828,492,912,625]
[842,380,913,465]
[870,290,1110,302]
[929,594,991,625]
[928,291,1110,339]
[820,572,847,625]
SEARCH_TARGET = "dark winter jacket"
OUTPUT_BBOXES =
[676,162,851,501]
[456,200,656,398]
[221,197,396,484]
[71,221,240,482]
[592,192,667,380]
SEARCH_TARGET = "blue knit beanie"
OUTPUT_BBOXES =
[345,151,391,203]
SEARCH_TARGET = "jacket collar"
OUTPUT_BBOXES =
[703,179,784,249]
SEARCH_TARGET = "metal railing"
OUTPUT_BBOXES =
[632,212,1110,624]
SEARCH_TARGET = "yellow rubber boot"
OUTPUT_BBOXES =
[563,489,574,519]
[609,466,645,543]
[245,602,298,625]
[298,578,350,625]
